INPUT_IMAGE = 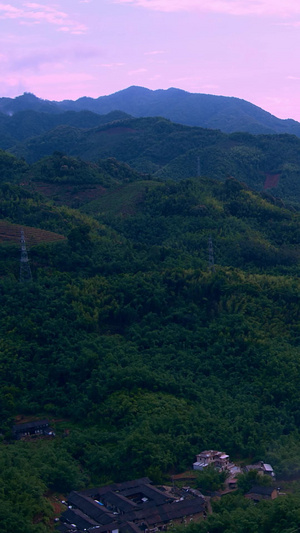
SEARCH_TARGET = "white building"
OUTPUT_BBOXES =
[193,450,230,471]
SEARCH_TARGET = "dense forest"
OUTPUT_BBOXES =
[0,143,299,532]
[2,113,300,208]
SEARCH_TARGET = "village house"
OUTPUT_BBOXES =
[193,450,230,471]
[193,452,275,484]
[245,461,275,479]
[245,485,278,503]
[12,419,55,440]
[58,477,207,533]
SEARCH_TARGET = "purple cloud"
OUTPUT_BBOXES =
[10,44,102,71]
[0,2,87,33]
[113,0,300,17]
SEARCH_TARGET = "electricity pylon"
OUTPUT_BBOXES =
[20,229,32,282]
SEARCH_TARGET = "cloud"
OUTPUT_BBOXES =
[5,71,95,85]
[8,45,101,71]
[144,50,166,55]
[128,67,147,75]
[171,75,201,82]
[278,21,300,27]
[98,62,125,68]
[112,0,300,17]
[200,84,220,89]
[0,2,87,33]
[2,70,96,100]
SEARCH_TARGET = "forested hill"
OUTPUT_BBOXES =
[0,149,300,531]
[5,116,300,206]
[1,87,300,136]
[0,108,131,150]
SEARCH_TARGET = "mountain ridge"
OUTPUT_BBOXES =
[6,115,300,205]
[1,86,300,136]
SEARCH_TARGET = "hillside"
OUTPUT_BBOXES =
[8,118,300,205]
[0,150,300,531]
[0,109,131,150]
[0,221,65,245]
[2,87,300,136]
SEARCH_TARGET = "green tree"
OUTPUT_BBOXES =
[196,465,229,492]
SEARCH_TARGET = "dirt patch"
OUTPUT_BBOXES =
[0,221,65,245]
[27,181,107,207]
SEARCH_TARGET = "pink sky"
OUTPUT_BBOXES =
[1,0,300,120]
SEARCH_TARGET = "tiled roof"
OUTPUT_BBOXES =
[12,419,49,432]
[62,478,206,533]
[247,485,275,496]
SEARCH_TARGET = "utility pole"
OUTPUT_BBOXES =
[20,229,32,283]
[208,235,215,273]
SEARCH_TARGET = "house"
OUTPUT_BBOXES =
[227,478,238,490]
[245,485,278,502]
[245,461,275,479]
[60,478,207,533]
[12,419,55,440]
[193,450,230,471]
[262,463,275,478]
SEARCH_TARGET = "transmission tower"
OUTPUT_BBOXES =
[20,229,32,282]
[208,235,215,273]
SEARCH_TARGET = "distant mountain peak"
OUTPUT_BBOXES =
[16,92,43,102]
[0,86,300,136]
[19,92,38,98]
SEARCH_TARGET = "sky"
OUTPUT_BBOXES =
[1,0,300,120]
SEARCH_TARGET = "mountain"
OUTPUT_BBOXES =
[1,147,300,530]
[0,108,131,149]
[65,86,300,136]
[1,86,300,136]
[0,92,59,114]
[8,116,300,205]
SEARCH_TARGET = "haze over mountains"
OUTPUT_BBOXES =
[2,86,300,136]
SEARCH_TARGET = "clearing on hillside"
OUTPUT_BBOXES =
[82,180,161,217]
[0,221,65,245]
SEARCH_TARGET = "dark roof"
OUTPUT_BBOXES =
[155,498,205,524]
[245,464,264,472]
[123,498,206,526]
[163,498,206,520]
[247,485,275,496]
[12,419,50,432]
[118,521,144,533]
[68,492,115,524]
[120,483,174,505]
[62,508,99,529]
[87,478,152,499]
[102,491,138,512]
[57,524,80,532]
[66,479,205,532]
[85,523,142,533]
